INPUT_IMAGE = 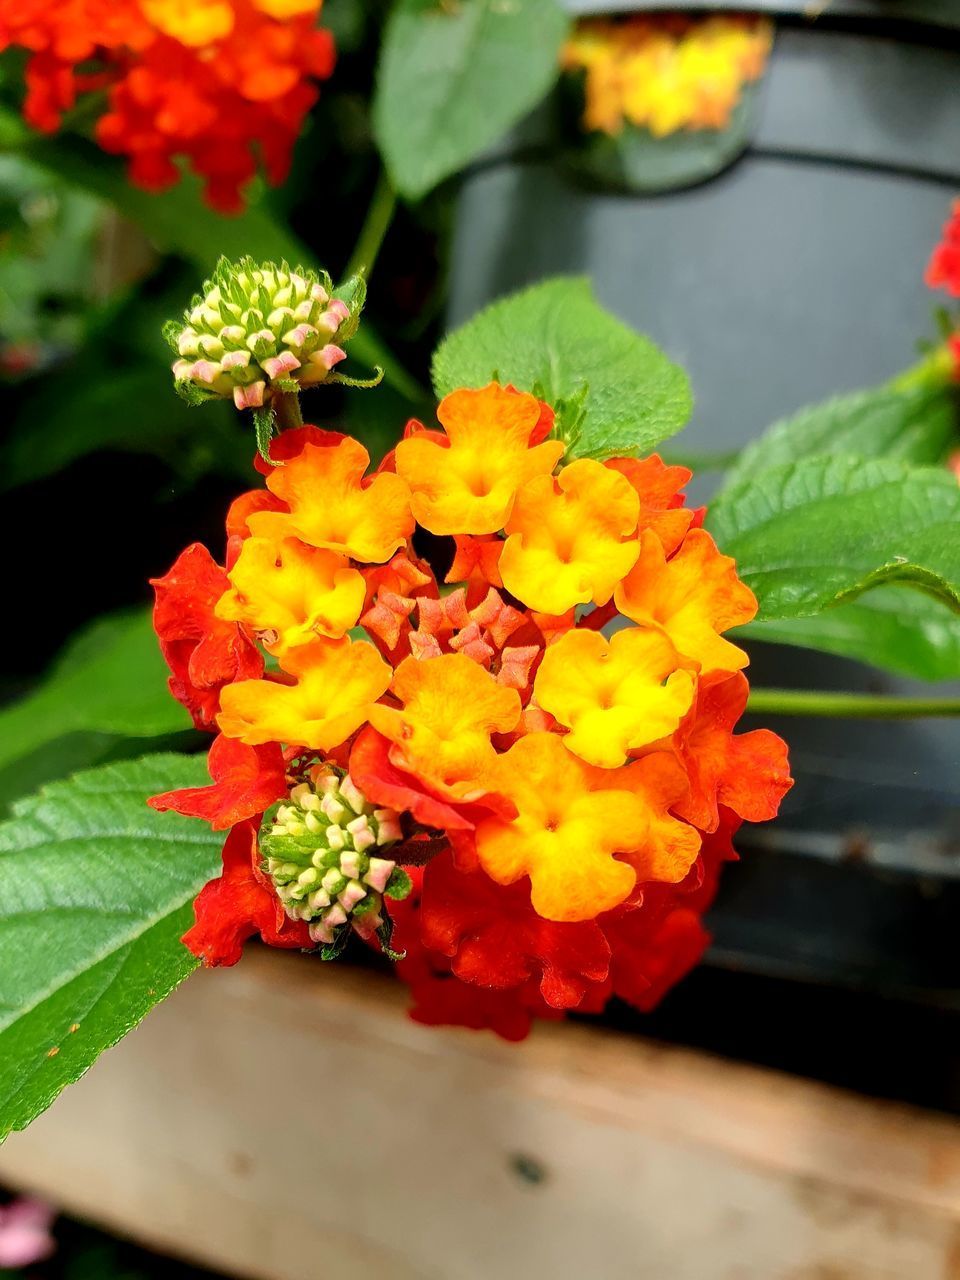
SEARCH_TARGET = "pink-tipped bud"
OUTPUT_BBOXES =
[233,380,266,409]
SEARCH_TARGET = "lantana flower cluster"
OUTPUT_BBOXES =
[150,381,792,1040]
[925,197,960,384]
[0,0,334,211]
[562,13,772,139]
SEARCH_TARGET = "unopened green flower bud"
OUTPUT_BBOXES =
[164,257,368,411]
[260,765,410,953]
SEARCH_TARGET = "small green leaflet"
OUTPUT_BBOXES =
[0,754,220,1140]
[432,277,693,459]
[374,0,570,199]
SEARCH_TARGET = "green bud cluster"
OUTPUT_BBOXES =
[164,256,366,411]
[260,766,410,950]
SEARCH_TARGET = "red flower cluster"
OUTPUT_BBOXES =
[926,199,960,298]
[150,386,793,1041]
[0,0,334,211]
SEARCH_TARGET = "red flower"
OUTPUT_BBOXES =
[182,818,311,966]
[674,671,793,833]
[151,542,263,730]
[2,0,335,212]
[148,734,286,830]
[925,199,960,297]
[389,869,564,1041]
[419,852,611,1009]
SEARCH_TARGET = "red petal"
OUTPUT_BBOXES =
[151,543,263,731]
[182,819,310,967]
[420,853,611,1009]
[148,734,286,830]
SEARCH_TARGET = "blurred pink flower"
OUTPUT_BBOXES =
[0,1197,56,1269]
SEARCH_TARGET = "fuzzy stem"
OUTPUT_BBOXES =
[746,689,960,718]
[273,390,303,432]
[346,170,398,283]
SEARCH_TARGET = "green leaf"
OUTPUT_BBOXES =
[720,382,957,494]
[736,586,960,683]
[0,753,220,1139]
[706,455,960,621]
[0,610,188,775]
[432,276,693,458]
[374,0,570,199]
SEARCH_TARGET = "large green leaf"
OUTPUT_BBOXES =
[737,586,960,682]
[707,455,960,621]
[0,610,188,775]
[721,382,957,493]
[432,276,693,458]
[373,0,569,199]
[0,753,220,1139]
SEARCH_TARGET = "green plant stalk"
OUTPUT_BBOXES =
[273,390,303,431]
[345,169,398,283]
[746,689,960,718]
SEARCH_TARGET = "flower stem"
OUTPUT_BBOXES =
[746,689,960,718]
[346,169,398,283]
[273,390,303,432]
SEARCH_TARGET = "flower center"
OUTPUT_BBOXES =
[260,766,410,950]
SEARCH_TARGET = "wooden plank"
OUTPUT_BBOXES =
[2,949,959,1280]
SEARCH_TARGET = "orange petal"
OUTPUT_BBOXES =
[217,637,390,751]
[395,383,564,535]
[501,459,640,614]
[615,528,756,673]
[368,651,521,797]
[248,437,414,563]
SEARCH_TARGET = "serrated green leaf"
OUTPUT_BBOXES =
[736,586,960,683]
[373,0,569,199]
[707,455,960,622]
[721,382,957,493]
[0,610,188,775]
[432,276,693,458]
[0,753,220,1139]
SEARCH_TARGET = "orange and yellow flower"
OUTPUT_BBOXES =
[150,372,790,1043]
[471,732,699,922]
[217,636,390,750]
[216,536,365,663]
[369,652,521,798]
[534,626,695,767]
[248,436,414,563]
[562,13,773,140]
[615,528,757,673]
[500,458,640,614]
[395,383,564,535]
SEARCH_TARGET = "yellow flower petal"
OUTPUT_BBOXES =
[500,458,640,614]
[217,637,390,751]
[535,626,695,767]
[216,536,365,667]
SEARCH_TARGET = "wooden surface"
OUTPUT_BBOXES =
[2,949,959,1280]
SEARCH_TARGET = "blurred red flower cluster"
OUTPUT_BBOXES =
[0,0,334,211]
